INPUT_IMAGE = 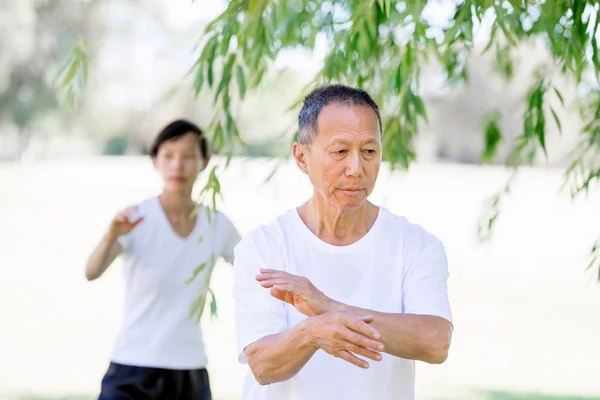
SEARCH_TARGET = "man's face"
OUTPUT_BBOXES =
[293,103,382,210]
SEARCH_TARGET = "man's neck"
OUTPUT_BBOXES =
[298,196,379,246]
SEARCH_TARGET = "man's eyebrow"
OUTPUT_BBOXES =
[328,138,380,146]
[362,138,380,146]
[324,138,350,147]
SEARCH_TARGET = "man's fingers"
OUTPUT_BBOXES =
[256,271,295,282]
[269,288,287,301]
[358,315,374,324]
[259,268,276,273]
[255,273,273,282]
[335,350,369,369]
[343,329,384,352]
[257,269,285,278]
[258,278,288,288]
[342,340,382,362]
[259,268,293,275]
[344,315,381,341]
[272,283,296,293]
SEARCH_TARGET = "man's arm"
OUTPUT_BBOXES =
[331,304,452,364]
[258,274,451,364]
[244,313,384,385]
[244,322,316,386]
[256,240,453,364]
[233,235,385,386]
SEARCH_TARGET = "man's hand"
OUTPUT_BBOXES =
[301,312,384,369]
[256,269,337,316]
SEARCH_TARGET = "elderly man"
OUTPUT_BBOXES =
[233,84,453,400]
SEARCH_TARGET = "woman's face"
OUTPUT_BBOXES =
[153,132,208,193]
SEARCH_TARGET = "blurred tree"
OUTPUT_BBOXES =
[189,0,600,279]
[0,0,93,159]
[103,134,130,155]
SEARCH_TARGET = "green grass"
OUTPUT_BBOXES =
[470,390,600,400]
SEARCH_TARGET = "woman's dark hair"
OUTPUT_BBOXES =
[150,119,208,159]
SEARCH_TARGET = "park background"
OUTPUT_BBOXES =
[1,1,599,399]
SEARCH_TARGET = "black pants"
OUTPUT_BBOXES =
[99,362,212,400]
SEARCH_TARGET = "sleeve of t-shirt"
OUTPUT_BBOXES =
[233,234,288,364]
[401,239,453,325]
[217,213,241,264]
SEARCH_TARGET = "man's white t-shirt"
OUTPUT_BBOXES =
[110,196,240,370]
[233,207,452,400]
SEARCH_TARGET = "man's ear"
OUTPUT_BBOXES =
[292,142,309,174]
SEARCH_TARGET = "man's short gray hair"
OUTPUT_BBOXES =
[297,84,383,145]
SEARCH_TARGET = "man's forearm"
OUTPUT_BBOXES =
[244,320,317,385]
[333,303,452,364]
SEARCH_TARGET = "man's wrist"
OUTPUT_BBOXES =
[326,299,345,313]
[295,317,320,351]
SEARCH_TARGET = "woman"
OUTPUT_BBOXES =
[85,119,240,400]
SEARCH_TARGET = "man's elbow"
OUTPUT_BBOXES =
[426,341,450,364]
[246,349,275,386]
[248,362,277,386]
[254,373,272,386]
[425,327,452,364]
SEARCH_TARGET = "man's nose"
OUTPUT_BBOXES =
[345,151,363,177]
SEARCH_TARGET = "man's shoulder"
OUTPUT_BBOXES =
[236,209,295,252]
[380,208,442,250]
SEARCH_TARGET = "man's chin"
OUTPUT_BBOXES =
[334,199,368,210]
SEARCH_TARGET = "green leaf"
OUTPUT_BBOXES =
[54,52,75,81]
[411,92,427,122]
[554,87,564,106]
[212,124,224,150]
[477,170,517,242]
[63,87,75,111]
[207,61,214,88]
[250,66,266,89]
[194,68,204,96]
[199,36,218,62]
[551,107,562,134]
[186,262,207,285]
[482,21,499,54]
[188,293,206,323]
[480,110,503,163]
[208,288,218,319]
[236,65,246,99]
[61,61,79,89]
[214,54,236,103]
[264,163,280,183]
